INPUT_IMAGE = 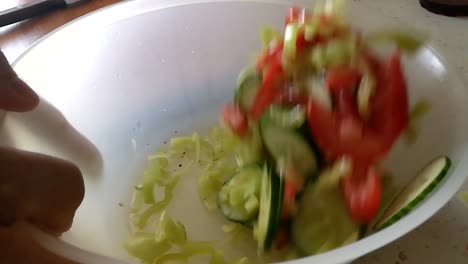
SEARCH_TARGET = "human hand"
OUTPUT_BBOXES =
[0,51,84,263]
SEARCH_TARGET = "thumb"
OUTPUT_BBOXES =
[0,51,39,112]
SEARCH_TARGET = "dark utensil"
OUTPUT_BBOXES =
[420,0,468,16]
[0,0,87,27]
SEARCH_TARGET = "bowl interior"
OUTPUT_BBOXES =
[3,0,468,263]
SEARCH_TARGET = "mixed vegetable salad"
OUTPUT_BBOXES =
[125,1,452,263]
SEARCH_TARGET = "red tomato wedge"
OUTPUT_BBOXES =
[221,103,249,138]
[251,54,285,120]
[325,67,362,93]
[368,51,409,141]
[342,166,382,223]
[307,99,389,166]
[307,51,409,166]
[256,40,283,71]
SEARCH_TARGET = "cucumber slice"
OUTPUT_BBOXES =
[234,67,261,111]
[265,105,306,129]
[291,183,360,256]
[254,165,284,252]
[374,156,451,231]
[217,166,263,223]
[260,114,318,179]
[234,124,264,167]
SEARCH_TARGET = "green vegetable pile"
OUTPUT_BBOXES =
[125,127,261,264]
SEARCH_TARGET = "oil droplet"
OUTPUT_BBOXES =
[161,59,166,64]
[163,108,167,112]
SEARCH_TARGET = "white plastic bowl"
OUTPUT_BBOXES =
[3,0,468,263]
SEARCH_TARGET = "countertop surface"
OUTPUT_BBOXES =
[1,0,467,263]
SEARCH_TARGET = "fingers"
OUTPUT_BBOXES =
[0,223,79,264]
[0,51,39,112]
[0,146,84,233]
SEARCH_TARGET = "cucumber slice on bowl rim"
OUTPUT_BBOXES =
[374,156,451,231]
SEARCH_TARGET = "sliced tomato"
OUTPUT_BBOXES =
[221,103,249,138]
[307,99,388,165]
[296,28,308,50]
[369,51,409,142]
[325,67,362,93]
[307,51,409,165]
[342,166,382,223]
[256,40,283,71]
[251,54,285,120]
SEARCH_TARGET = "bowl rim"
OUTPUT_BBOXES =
[17,0,468,264]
